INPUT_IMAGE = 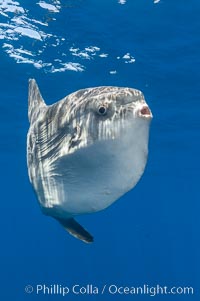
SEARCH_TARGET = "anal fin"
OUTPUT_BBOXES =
[56,217,94,243]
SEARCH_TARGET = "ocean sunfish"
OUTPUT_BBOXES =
[27,79,152,243]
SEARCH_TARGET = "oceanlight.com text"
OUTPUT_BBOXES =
[25,283,194,297]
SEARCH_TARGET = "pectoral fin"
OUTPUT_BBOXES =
[56,217,94,243]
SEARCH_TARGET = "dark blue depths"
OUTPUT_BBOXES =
[0,0,199,300]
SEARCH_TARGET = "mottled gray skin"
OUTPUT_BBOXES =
[27,79,152,243]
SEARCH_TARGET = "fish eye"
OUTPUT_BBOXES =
[98,105,107,116]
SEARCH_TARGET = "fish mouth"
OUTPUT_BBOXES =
[135,104,153,119]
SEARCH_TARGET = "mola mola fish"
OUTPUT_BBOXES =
[27,79,152,243]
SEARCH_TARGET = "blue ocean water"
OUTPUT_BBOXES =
[0,0,199,300]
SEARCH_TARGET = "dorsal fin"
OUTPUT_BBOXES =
[56,217,94,243]
[28,79,46,123]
